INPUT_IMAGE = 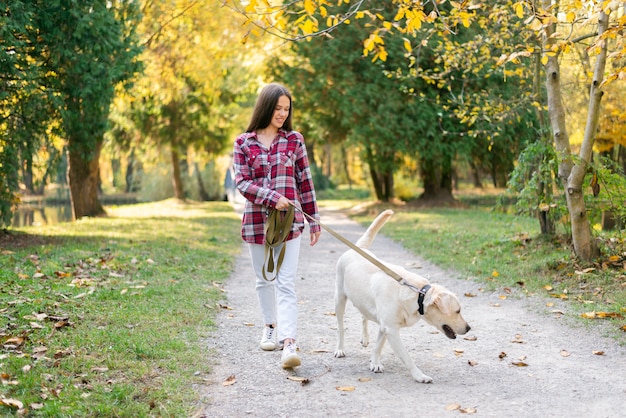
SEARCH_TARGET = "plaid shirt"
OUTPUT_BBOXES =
[233,129,321,244]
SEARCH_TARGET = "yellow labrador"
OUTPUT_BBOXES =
[334,210,470,383]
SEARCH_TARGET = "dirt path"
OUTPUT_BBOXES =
[197,208,625,418]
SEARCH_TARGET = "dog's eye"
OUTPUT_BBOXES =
[456,309,461,314]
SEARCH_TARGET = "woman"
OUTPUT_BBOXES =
[232,83,321,368]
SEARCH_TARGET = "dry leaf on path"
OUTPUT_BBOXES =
[336,386,355,391]
[445,403,461,411]
[358,377,372,382]
[592,351,605,356]
[222,375,236,386]
[560,350,570,357]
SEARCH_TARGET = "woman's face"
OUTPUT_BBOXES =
[270,95,290,130]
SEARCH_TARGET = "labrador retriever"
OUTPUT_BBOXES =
[334,210,471,383]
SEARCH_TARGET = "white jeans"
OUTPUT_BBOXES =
[248,235,301,343]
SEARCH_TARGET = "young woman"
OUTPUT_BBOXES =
[232,83,321,368]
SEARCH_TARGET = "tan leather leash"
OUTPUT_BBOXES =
[262,205,295,281]
[288,202,432,313]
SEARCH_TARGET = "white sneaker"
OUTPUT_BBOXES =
[260,326,277,351]
[281,341,301,368]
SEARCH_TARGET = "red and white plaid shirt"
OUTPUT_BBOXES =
[233,129,321,244]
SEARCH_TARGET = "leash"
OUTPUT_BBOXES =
[287,202,431,313]
[262,205,295,281]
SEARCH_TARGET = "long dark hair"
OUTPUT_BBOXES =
[246,83,293,132]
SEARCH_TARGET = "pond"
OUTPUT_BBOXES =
[13,204,73,227]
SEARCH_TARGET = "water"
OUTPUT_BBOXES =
[12,204,73,227]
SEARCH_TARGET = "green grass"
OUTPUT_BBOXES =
[0,199,241,417]
[349,203,626,342]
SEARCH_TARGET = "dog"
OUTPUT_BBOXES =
[333,209,470,383]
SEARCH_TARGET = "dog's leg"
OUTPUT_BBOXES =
[333,289,348,358]
[385,329,433,383]
[369,327,387,373]
[360,316,369,347]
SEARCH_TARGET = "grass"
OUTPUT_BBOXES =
[349,202,626,343]
[0,199,241,417]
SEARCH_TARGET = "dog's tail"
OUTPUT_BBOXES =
[355,209,394,249]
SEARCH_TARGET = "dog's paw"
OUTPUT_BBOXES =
[412,372,433,384]
[360,338,369,348]
[333,349,346,358]
[369,361,384,373]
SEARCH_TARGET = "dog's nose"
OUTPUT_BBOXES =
[466,325,471,333]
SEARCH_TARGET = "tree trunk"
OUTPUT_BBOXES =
[171,147,185,200]
[67,139,106,219]
[542,1,607,261]
[417,153,457,204]
[195,162,210,201]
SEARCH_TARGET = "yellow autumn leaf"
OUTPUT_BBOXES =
[514,2,524,19]
[403,38,412,53]
[541,55,549,65]
[244,0,258,13]
[336,386,355,391]
[303,0,315,15]
[565,11,576,23]
[492,270,499,277]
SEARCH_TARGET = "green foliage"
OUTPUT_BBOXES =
[586,157,626,228]
[505,138,567,230]
[0,201,241,416]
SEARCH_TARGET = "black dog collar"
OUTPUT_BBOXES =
[417,284,431,315]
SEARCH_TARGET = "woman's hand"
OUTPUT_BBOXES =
[310,231,321,246]
[275,196,291,211]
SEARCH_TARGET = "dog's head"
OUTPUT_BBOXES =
[422,284,471,339]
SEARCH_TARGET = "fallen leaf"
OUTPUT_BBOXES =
[490,303,501,307]
[286,375,309,384]
[217,303,233,310]
[499,352,507,359]
[445,403,461,411]
[464,293,477,297]
[592,351,605,356]
[512,361,528,367]
[336,386,355,391]
[468,360,478,366]
[463,336,477,341]
[499,295,507,300]
[560,350,570,357]
[461,407,477,414]
[454,349,464,356]
[312,348,330,353]
[358,377,372,382]
[222,375,236,386]
[0,398,23,409]
[543,285,553,291]
[31,403,44,410]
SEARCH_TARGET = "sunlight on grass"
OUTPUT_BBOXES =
[0,200,242,416]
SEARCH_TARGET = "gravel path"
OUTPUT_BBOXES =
[197,207,626,418]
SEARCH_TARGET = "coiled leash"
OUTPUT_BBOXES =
[262,205,295,281]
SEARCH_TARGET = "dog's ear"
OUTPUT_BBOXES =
[432,292,453,315]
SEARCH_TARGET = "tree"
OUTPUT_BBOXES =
[120,0,257,200]
[33,1,142,219]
